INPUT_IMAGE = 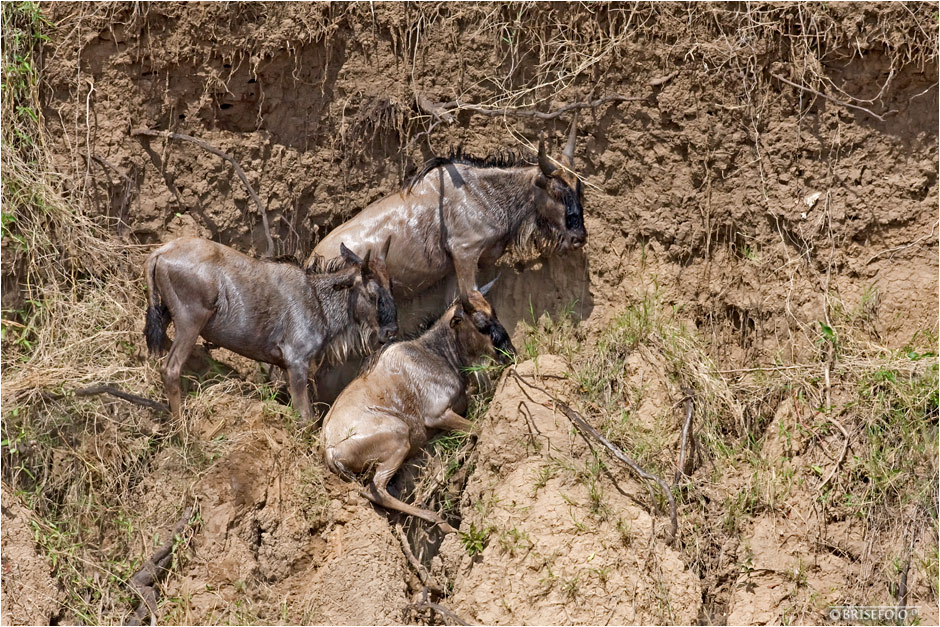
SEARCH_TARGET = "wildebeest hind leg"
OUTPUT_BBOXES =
[425,408,472,433]
[162,310,211,420]
[363,442,457,534]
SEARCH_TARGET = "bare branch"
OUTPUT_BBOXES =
[771,73,893,122]
[131,128,274,257]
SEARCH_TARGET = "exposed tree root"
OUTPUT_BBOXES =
[41,384,169,414]
[130,128,274,257]
[125,505,195,626]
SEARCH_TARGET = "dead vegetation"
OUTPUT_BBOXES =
[1,2,937,625]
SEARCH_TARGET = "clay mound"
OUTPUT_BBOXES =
[0,485,63,626]
[439,356,701,625]
[162,403,410,625]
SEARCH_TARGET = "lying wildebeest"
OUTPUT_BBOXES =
[304,116,586,298]
[322,287,514,533]
[144,236,397,422]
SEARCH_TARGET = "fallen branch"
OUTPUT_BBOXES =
[396,524,443,595]
[41,384,169,414]
[131,128,274,257]
[509,370,677,545]
[770,73,893,122]
[674,392,695,486]
[126,505,195,626]
[410,587,472,626]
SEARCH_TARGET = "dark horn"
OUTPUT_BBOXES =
[562,111,578,169]
[381,235,392,260]
[538,136,556,176]
[361,247,372,267]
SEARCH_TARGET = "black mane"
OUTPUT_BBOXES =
[406,148,535,191]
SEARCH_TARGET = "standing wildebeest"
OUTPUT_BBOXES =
[322,288,514,533]
[304,117,586,299]
[144,236,397,422]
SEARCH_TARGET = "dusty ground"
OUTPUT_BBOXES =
[1,2,937,625]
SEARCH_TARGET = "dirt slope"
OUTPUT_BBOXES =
[1,2,937,625]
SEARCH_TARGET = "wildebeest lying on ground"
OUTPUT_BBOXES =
[144,236,397,423]
[322,287,514,533]
[305,116,586,299]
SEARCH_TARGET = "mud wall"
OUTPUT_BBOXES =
[38,2,938,356]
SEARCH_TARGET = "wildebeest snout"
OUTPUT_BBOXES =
[490,324,515,363]
[378,324,398,343]
[567,227,587,250]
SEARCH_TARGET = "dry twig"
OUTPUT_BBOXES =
[414,73,675,123]
[396,524,443,595]
[674,391,695,486]
[509,370,678,544]
[130,128,274,257]
[410,587,472,626]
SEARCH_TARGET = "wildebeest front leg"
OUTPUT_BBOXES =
[363,438,458,534]
[452,245,483,298]
[425,408,472,433]
[286,363,313,422]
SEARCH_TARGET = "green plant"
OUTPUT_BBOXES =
[460,522,491,556]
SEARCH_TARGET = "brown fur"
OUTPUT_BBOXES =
[321,290,514,533]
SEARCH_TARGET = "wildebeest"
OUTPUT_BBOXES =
[322,288,514,533]
[144,236,397,422]
[304,116,586,299]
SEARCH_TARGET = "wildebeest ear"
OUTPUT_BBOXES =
[380,236,392,260]
[450,303,464,328]
[340,243,363,266]
[332,271,357,290]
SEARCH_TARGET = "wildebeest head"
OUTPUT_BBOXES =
[534,113,587,253]
[338,239,398,343]
[451,289,515,364]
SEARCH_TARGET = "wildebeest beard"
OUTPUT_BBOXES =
[511,192,580,260]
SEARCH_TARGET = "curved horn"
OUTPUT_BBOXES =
[479,274,499,296]
[562,111,578,169]
[538,136,557,176]
[380,235,392,261]
[361,247,372,267]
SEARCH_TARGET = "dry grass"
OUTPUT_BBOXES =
[518,286,938,619]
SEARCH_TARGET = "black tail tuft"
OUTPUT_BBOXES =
[144,304,170,356]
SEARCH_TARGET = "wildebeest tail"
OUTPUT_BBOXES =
[144,253,170,356]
